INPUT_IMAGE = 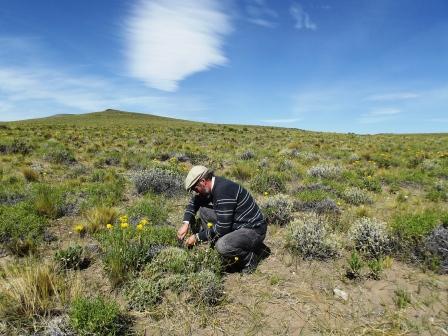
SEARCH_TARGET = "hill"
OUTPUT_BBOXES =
[0,110,447,335]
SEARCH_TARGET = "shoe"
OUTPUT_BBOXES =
[254,242,271,260]
[241,252,259,274]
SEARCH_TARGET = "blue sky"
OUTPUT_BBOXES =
[0,0,447,133]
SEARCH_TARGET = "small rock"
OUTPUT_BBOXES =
[333,288,348,301]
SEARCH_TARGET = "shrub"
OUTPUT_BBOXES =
[131,168,184,197]
[349,217,391,259]
[42,141,76,164]
[32,184,65,219]
[260,194,294,226]
[127,195,169,226]
[250,171,286,194]
[240,150,255,160]
[69,296,127,336]
[286,213,340,260]
[96,224,177,287]
[145,247,191,276]
[342,187,373,205]
[124,278,163,311]
[0,202,48,256]
[391,210,445,243]
[307,164,342,179]
[54,245,89,270]
[188,270,223,305]
[0,139,33,155]
[425,225,448,274]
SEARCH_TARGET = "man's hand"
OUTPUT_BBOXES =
[177,222,190,240]
[185,234,197,248]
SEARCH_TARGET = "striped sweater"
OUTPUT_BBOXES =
[183,176,266,242]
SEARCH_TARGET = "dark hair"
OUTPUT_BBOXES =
[203,170,215,180]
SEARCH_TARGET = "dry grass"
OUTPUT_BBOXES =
[0,259,82,330]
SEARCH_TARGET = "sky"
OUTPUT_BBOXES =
[0,0,447,134]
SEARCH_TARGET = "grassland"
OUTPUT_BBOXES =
[0,110,447,335]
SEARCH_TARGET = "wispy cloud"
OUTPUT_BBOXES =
[245,0,278,28]
[124,0,232,92]
[365,92,420,101]
[290,2,317,30]
[358,107,401,124]
[261,117,301,124]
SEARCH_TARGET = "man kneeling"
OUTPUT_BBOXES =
[178,166,267,273]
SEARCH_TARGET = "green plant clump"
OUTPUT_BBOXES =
[69,296,127,336]
[54,245,88,270]
[0,202,48,256]
[96,224,177,287]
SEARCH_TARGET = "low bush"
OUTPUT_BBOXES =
[260,194,294,226]
[188,270,223,305]
[239,150,255,160]
[250,171,286,194]
[293,198,341,215]
[127,247,223,310]
[96,223,177,287]
[42,141,76,164]
[342,187,373,205]
[391,210,445,243]
[54,245,89,270]
[69,296,127,336]
[127,195,169,226]
[0,139,34,155]
[307,164,342,179]
[286,213,340,260]
[131,168,184,197]
[349,217,392,259]
[425,224,448,274]
[0,202,48,256]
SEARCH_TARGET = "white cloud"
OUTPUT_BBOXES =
[124,0,232,92]
[245,0,278,28]
[290,2,317,30]
[368,108,401,116]
[358,108,401,124]
[365,92,420,101]
[0,65,209,121]
[261,117,301,123]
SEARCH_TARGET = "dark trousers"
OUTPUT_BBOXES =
[192,207,266,264]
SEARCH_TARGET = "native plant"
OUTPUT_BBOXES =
[286,213,340,260]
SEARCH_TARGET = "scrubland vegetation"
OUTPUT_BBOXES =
[0,110,447,335]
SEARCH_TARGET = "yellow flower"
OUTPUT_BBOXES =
[106,223,113,230]
[120,222,129,229]
[207,222,213,229]
[263,191,269,196]
[367,175,372,179]
[234,256,239,261]
[136,224,144,231]
[139,218,149,226]
[119,215,128,223]
[74,224,85,234]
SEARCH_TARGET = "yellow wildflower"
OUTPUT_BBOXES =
[263,191,269,196]
[136,224,144,231]
[74,224,85,234]
[106,223,113,230]
[119,215,128,223]
[120,222,129,229]
[207,222,213,229]
[139,218,149,226]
